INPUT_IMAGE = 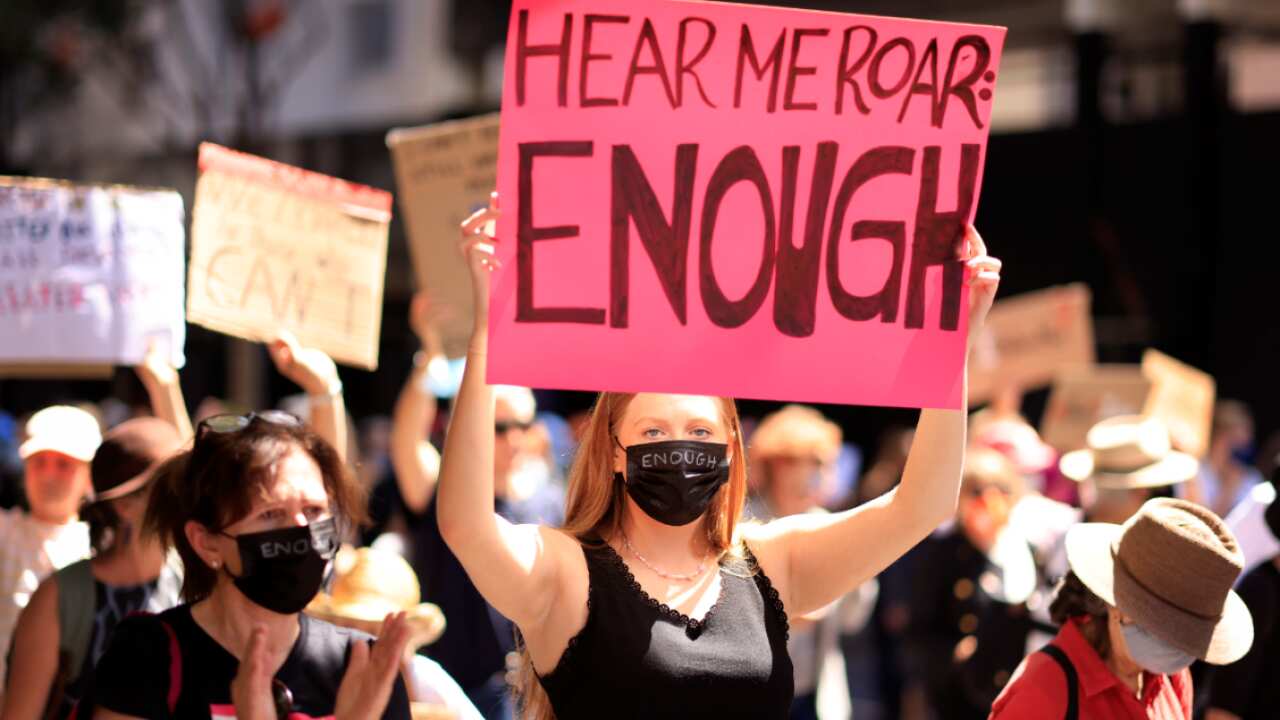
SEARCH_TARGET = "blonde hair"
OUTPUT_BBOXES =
[514,392,749,720]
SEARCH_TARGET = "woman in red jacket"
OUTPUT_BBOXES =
[991,497,1253,720]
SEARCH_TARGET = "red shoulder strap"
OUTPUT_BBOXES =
[155,618,182,714]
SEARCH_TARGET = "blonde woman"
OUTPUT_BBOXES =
[438,194,1001,719]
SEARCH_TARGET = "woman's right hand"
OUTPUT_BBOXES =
[267,331,341,397]
[458,192,501,335]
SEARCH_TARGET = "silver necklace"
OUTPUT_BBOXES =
[620,531,709,582]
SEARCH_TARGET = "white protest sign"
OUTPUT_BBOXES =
[0,177,186,368]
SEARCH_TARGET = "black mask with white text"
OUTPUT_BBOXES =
[617,441,730,526]
[223,518,338,614]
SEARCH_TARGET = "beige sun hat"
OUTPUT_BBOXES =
[1059,415,1198,490]
[308,546,445,649]
[1065,497,1254,665]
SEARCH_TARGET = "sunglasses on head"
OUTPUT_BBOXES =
[494,419,533,435]
[197,411,302,438]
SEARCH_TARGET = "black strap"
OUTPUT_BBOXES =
[1039,644,1079,720]
[68,614,181,720]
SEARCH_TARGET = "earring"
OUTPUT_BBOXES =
[211,560,220,569]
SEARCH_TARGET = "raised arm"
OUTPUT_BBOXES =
[390,293,445,515]
[136,341,194,443]
[267,333,348,464]
[746,225,1001,617]
[436,194,571,630]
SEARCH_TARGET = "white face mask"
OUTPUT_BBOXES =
[1121,621,1196,675]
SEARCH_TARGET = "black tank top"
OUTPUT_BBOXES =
[538,542,794,718]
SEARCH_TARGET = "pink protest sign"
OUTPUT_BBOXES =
[489,0,1006,409]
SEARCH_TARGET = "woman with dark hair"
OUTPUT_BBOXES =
[83,412,411,720]
[991,498,1254,720]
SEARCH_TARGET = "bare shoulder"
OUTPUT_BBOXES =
[740,518,791,552]
[738,521,790,588]
[739,520,780,546]
[740,506,833,541]
[23,572,59,625]
[521,527,591,674]
[540,525,585,552]
[738,511,830,553]
[539,526,589,587]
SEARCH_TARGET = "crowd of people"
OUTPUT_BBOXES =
[0,199,1274,719]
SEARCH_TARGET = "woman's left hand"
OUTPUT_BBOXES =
[230,626,280,720]
[959,224,1001,350]
[335,612,412,720]
[268,331,341,396]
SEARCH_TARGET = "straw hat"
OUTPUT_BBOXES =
[1059,415,1198,490]
[1065,497,1253,664]
[308,546,445,648]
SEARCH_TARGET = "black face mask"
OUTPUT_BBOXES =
[222,518,338,615]
[616,440,730,526]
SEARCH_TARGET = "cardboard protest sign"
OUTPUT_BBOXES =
[969,284,1095,404]
[0,177,185,372]
[387,114,501,357]
[1040,365,1152,453]
[1142,349,1215,458]
[486,0,1006,408]
[187,144,392,370]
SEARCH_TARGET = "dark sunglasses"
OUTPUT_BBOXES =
[197,411,303,438]
[272,679,293,719]
[494,419,534,435]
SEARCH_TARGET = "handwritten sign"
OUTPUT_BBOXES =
[1142,349,1215,458]
[187,144,392,370]
[387,114,501,357]
[1040,365,1152,453]
[0,176,185,371]
[969,284,1095,404]
[487,0,1006,408]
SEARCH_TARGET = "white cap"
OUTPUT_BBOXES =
[19,405,103,462]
